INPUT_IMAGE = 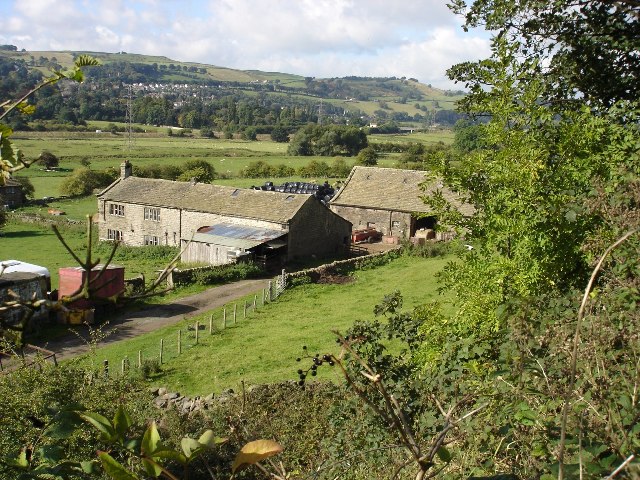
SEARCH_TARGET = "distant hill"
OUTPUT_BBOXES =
[0,48,466,128]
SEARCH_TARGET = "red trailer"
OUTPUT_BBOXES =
[58,264,125,316]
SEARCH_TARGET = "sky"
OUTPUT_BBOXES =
[1,0,492,90]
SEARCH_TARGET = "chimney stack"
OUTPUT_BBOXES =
[120,161,132,179]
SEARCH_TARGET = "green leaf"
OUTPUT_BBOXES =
[151,447,187,465]
[141,422,161,456]
[113,405,132,439]
[181,437,202,459]
[74,54,100,68]
[197,430,227,447]
[141,457,163,478]
[80,460,100,474]
[232,439,283,473]
[436,446,452,463]
[45,411,82,439]
[565,209,577,222]
[36,445,64,463]
[97,451,139,480]
[79,412,116,442]
[4,449,29,468]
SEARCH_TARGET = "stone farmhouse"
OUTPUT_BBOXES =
[0,178,25,209]
[329,166,473,241]
[97,163,351,268]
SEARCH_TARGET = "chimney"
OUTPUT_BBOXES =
[120,161,132,179]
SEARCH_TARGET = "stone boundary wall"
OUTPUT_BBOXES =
[285,247,402,284]
[9,212,84,226]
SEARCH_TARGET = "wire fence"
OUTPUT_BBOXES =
[100,270,289,378]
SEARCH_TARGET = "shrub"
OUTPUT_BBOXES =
[59,168,117,196]
[240,160,274,178]
[270,125,289,143]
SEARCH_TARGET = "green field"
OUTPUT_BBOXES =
[74,254,452,396]
[11,128,448,198]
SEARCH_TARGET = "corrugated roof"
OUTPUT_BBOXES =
[190,223,286,249]
[330,166,473,215]
[98,177,310,223]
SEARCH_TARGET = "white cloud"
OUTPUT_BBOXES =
[3,0,490,88]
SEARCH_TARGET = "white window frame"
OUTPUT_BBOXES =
[109,203,125,217]
[144,235,160,246]
[107,229,123,241]
[144,207,160,222]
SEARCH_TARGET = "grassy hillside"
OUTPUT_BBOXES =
[1,49,465,113]
[75,253,453,395]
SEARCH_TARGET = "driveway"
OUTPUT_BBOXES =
[34,278,269,361]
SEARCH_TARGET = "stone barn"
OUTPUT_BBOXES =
[97,164,351,267]
[0,178,25,209]
[329,166,472,241]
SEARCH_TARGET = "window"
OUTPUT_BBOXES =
[107,229,123,241]
[144,235,159,246]
[144,207,160,222]
[109,203,125,216]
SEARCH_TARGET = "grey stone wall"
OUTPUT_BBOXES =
[288,197,352,260]
[329,205,412,238]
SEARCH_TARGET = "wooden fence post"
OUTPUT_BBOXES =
[178,329,182,355]
[268,281,273,302]
[160,339,164,364]
[121,358,126,375]
[223,307,227,329]
[103,359,109,378]
[138,350,142,368]
[195,321,199,344]
[209,314,213,334]
[243,301,247,319]
[253,294,257,310]
[233,304,237,324]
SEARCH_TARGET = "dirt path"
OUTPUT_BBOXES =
[34,278,269,361]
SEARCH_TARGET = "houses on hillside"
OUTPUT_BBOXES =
[97,163,471,267]
[97,163,351,268]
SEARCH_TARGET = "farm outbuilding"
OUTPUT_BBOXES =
[97,164,352,268]
[329,166,473,241]
[0,178,25,209]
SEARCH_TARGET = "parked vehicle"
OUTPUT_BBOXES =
[351,227,382,243]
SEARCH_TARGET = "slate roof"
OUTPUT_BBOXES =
[98,177,310,224]
[330,166,473,216]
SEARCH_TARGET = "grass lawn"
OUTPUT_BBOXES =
[76,254,453,396]
[10,129,451,197]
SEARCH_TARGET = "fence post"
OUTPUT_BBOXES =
[268,281,273,302]
[103,359,109,378]
[209,314,213,334]
[195,321,199,344]
[253,294,257,310]
[243,301,247,319]
[178,329,182,355]
[160,339,164,364]
[233,304,237,324]
[262,288,266,306]
[223,307,227,329]
[138,350,142,368]
[121,358,126,375]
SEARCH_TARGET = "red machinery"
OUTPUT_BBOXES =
[58,265,124,323]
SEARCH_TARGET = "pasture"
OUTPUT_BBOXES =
[11,127,451,197]
[75,253,453,396]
